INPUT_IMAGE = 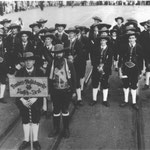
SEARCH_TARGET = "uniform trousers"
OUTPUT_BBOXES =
[74,61,86,88]
[122,66,139,89]
[92,67,109,89]
[51,89,72,115]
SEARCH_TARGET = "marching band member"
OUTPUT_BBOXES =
[48,44,76,138]
[17,31,34,54]
[90,34,113,106]
[65,27,84,106]
[40,32,56,117]
[89,23,100,66]
[119,28,143,110]
[15,31,34,71]
[5,23,21,74]
[41,32,55,63]
[75,26,90,93]
[29,22,44,68]
[55,23,68,46]
[113,17,125,36]
[16,52,43,150]
[110,28,119,71]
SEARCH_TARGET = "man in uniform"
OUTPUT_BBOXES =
[90,34,113,106]
[16,52,43,150]
[110,28,119,71]
[75,26,90,93]
[65,27,84,106]
[29,22,43,68]
[119,29,143,110]
[5,23,21,74]
[113,17,125,36]
[40,32,56,116]
[15,30,34,71]
[17,30,34,55]
[48,44,76,138]
[55,23,68,47]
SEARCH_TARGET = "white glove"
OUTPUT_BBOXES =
[28,98,38,106]
[20,98,30,108]
[68,55,74,63]
[72,93,76,99]
[43,61,48,68]
[15,64,22,70]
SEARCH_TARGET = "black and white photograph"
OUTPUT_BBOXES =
[0,0,150,149]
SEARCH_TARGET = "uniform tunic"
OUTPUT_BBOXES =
[91,42,113,89]
[119,43,143,89]
[66,38,84,88]
[48,58,76,115]
[16,67,44,124]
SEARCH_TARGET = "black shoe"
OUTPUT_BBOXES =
[132,104,139,110]
[120,102,128,107]
[0,98,7,104]
[76,100,84,106]
[89,100,97,106]
[62,128,70,138]
[102,101,110,107]
[48,128,60,137]
[18,141,30,150]
[33,141,41,150]
[142,84,149,90]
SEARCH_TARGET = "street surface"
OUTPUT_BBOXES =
[0,5,150,150]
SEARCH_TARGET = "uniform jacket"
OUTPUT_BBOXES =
[77,35,90,61]
[65,38,84,64]
[55,32,68,47]
[42,45,54,63]
[5,34,21,54]
[31,33,44,67]
[113,24,125,36]
[17,41,34,57]
[92,42,113,75]
[119,43,143,74]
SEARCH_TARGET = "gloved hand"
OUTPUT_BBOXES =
[15,64,22,70]
[20,98,30,108]
[28,98,38,106]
